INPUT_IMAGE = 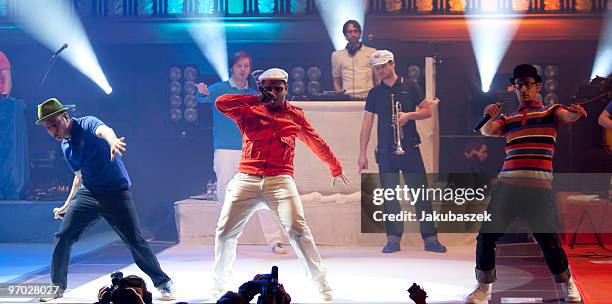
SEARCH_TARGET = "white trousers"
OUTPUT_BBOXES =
[212,173,327,289]
[213,149,284,246]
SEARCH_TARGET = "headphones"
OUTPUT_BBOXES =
[346,42,362,56]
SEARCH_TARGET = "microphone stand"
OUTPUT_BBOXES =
[39,54,62,90]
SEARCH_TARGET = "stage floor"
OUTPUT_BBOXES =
[2,242,577,303]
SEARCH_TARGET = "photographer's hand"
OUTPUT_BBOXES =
[274,283,291,304]
[237,279,261,303]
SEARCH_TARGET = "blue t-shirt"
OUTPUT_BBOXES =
[61,116,131,191]
[607,101,612,114]
[197,80,257,150]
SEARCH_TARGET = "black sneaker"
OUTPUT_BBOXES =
[382,241,401,253]
[424,239,447,253]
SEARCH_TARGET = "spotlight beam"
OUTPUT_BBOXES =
[16,0,112,94]
[188,19,229,81]
[591,10,612,79]
[466,15,522,92]
[315,0,367,51]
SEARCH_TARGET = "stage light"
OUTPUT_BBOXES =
[591,11,612,79]
[545,93,559,105]
[533,64,543,77]
[307,67,322,81]
[408,65,422,80]
[307,81,321,95]
[170,95,182,107]
[467,16,522,92]
[184,95,196,108]
[16,0,112,94]
[292,67,306,81]
[169,81,182,95]
[481,1,498,12]
[169,67,182,81]
[169,109,182,122]
[291,81,306,95]
[188,20,229,81]
[315,0,367,51]
[184,81,197,95]
[184,66,198,81]
[544,65,559,78]
[544,79,558,93]
[184,108,198,122]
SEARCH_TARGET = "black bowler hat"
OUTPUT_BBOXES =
[509,64,542,84]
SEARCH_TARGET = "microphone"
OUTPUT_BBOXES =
[52,43,68,58]
[473,114,492,134]
[258,86,275,104]
[473,102,502,133]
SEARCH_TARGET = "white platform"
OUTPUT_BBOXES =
[174,196,478,247]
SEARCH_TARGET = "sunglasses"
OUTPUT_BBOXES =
[514,82,537,90]
[263,86,285,93]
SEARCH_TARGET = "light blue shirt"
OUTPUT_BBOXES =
[197,79,258,150]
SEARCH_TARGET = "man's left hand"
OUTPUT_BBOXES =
[565,103,587,117]
[398,112,413,127]
[331,172,352,189]
[110,137,127,161]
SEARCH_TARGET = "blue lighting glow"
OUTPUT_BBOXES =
[188,20,229,81]
[0,0,7,16]
[315,0,367,51]
[196,0,215,14]
[168,0,184,14]
[467,16,521,92]
[591,11,612,79]
[258,0,276,14]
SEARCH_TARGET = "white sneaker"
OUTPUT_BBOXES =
[210,286,225,300]
[561,277,582,302]
[465,283,492,303]
[38,288,63,302]
[157,280,176,301]
[317,280,334,302]
[272,243,288,254]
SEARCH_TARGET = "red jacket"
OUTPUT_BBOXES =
[216,94,343,177]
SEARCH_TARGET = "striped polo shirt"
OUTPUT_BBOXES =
[495,103,563,188]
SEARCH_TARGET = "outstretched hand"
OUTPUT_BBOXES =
[565,103,587,117]
[110,137,127,161]
[331,172,352,189]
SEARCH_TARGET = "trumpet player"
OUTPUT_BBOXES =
[358,50,447,254]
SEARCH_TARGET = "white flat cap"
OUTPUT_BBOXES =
[258,68,289,82]
[370,50,394,66]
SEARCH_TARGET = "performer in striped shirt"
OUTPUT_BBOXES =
[466,64,587,303]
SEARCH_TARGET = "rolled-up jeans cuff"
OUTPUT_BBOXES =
[475,268,497,283]
[552,268,571,283]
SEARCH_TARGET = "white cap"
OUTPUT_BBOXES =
[370,50,394,66]
[258,68,289,82]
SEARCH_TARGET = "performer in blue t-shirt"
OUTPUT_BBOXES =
[599,101,612,129]
[196,51,287,255]
[36,98,175,302]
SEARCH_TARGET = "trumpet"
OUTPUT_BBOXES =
[391,93,405,155]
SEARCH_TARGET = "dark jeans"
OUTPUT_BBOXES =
[376,146,437,242]
[51,187,171,290]
[475,182,570,283]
